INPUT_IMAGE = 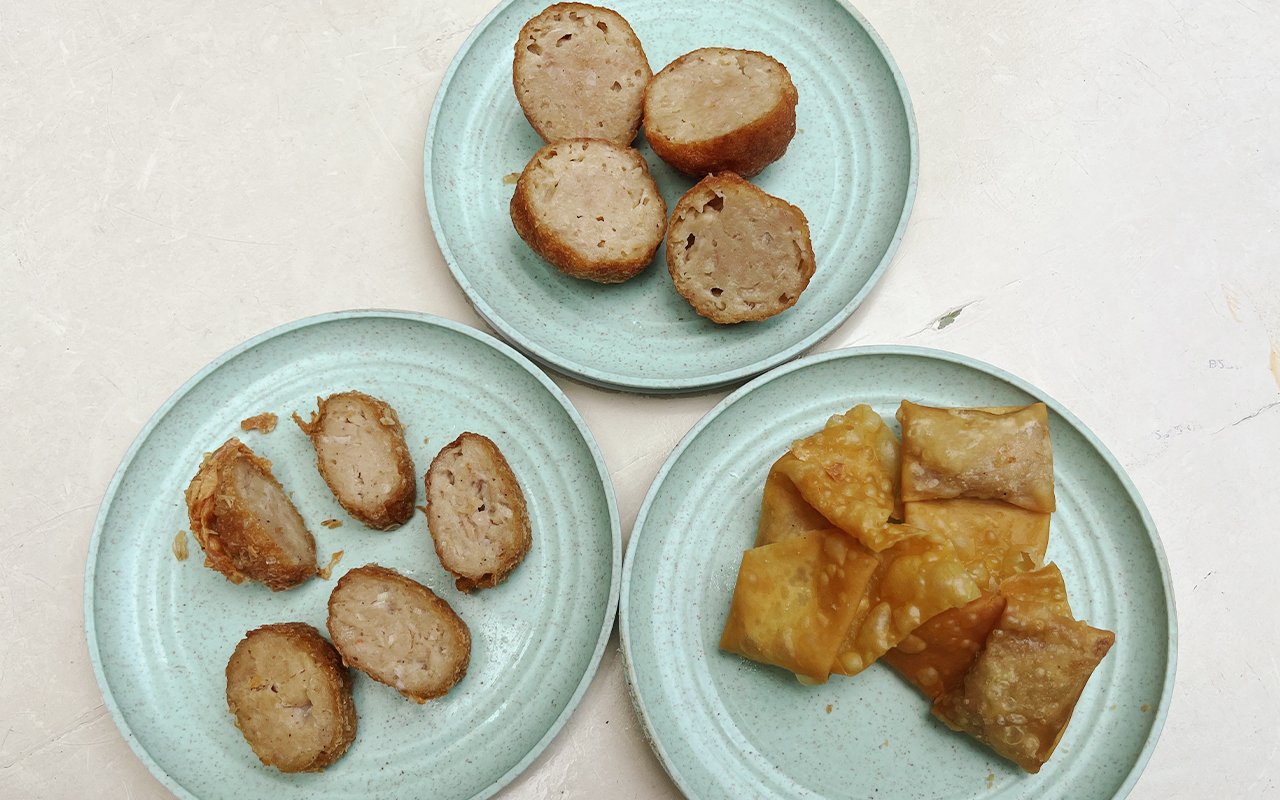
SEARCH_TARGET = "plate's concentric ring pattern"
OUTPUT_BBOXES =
[425,0,917,393]
[620,346,1176,799]
[85,311,621,800]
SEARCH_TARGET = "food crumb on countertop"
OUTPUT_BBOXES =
[321,518,343,529]
[172,530,189,561]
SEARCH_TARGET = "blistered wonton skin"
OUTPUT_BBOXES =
[897,401,1056,513]
[720,530,878,683]
[774,405,902,550]
[882,592,1007,699]
[755,457,833,547]
[831,527,981,677]
[932,566,1115,773]
[999,562,1073,617]
[904,499,1050,591]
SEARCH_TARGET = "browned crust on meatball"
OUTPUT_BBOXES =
[225,622,357,773]
[644,48,798,178]
[513,3,652,144]
[425,433,533,592]
[292,391,417,530]
[326,564,471,702]
[510,138,666,284]
[184,438,318,591]
[666,172,816,323]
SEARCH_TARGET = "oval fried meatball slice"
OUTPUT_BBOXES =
[225,623,356,773]
[513,3,652,143]
[510,138,666,283]
[644,48,798,177]
[293,391,416,530]
[425,433,533,592]
[185,438,317,590]
[667,172,816,324]
[326,564,471,703]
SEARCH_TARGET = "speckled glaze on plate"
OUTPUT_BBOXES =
[424,0,916,393]
[84,311,621,800]
[620,346,1176,799]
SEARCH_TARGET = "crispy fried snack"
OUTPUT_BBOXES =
[225,622,356,773]
[720,529,878,683]
[293,391,417,530]
[897,401,1055,513]
[904,498,1049,591]
[831,528,981,676]
[425,432,533,592]
[327,564,471,703]
[184,438,317,590]
[932,565,1115,773]
[774,404,902,550]
[754,457,833,547]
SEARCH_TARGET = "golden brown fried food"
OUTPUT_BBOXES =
[184,438,317,590]
[225,622,356,773]
[897,401,1056,513]
[293,391,417,530]
[327,564,471,703]
[425,433,533,592]
[644,48,798,177]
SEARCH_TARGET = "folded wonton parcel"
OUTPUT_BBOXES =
[773,404,904,551]
[897,401,1056,513]
[754,458,834,547]
[830,528,980,677]
[903,498,1050,591]
[719,529,878,683]
[932,564,1115,773]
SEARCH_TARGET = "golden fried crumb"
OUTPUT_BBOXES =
[172,530,189,561]
[318,550,345,581]
[239,412,278,433]
[321,518,343,529]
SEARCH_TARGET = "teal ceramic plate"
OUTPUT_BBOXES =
[84,311,621,800]
[425,0,917,393]
[621,346,1176,799]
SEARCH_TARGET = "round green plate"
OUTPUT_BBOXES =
[84,311,621,800]
[620,346,1176,799]
[424,0,917,393]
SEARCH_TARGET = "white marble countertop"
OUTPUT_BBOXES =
[4,0,1278,796]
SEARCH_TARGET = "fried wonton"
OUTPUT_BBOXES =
[999,562,1073,617]
[932,565,1115,773]
[774,405,902,550]
[755,457,833,547]
[831,528,981,676]
[720,530,878,683]
[897,401,1056,513]
[882,592,1007,699]
[904,499,1050,590]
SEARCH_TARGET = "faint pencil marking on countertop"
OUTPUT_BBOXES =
[1193,570,1214,592]
[1214,399,1280,433]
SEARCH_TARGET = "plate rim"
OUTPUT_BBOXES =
[618,343,1178,799]
[422,0,921,394]
[82,309,624,800]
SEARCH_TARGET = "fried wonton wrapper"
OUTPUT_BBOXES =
[904,499,1050,591]
[774,405,903,550]
[720,530,878,683]
[882,592,1007,699]
[831,527,981,676]
[755,458,833,547]
[897,401,1056,513]
[932,565,1115,773]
